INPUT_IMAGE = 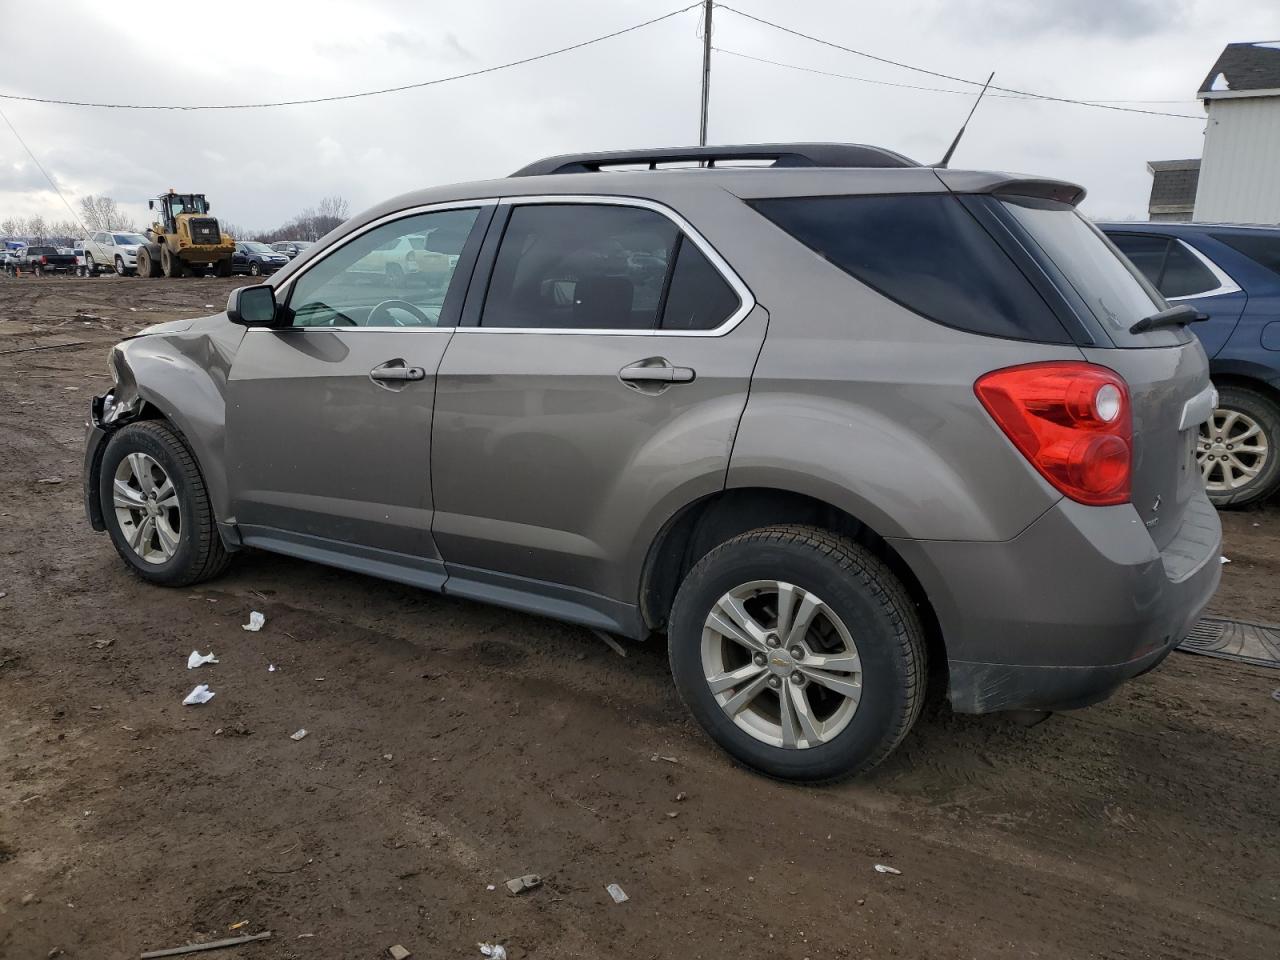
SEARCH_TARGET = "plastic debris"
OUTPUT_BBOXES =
[505,874,542,894]
[242,611,266,632]
[268,665,276,672]
[478,945,507,959]
[874,864,901,875]
[649,755,678,764]
[36,477,65,485]
[187,651,219,669]
[606,882,629,904]
[388,946,412,960]
[290,729,308,741]
[1272,688,1280,703]
[140,931,271,958]
[1220,556,1231,564]
[91,638,114,649]
[182,685,215,706]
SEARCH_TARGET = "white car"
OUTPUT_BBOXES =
[82,230,149,276]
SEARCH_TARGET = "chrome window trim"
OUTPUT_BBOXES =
[456,194,756,338]
[1165,238,1242,301]
[248,194,756,337]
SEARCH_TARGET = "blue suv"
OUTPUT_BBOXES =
[1101,222,1280,506]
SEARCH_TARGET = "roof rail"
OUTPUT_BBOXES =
[510,142,920,177]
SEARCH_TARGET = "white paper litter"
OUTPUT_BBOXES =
[268,664,276,672]
[242,611,266,632]
[606,882,629,903]
[187,651,219,669]
[290,728,308,741]
[874,864,901,875]
[1220,556,1231,564]
[183,684,215,706]
[478,944,507,959]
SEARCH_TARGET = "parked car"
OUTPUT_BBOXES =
[83,143,1221,782]
[1101,221,1280,506]
[1,244,22,274]
[16,244,77,275]
[232,241,290,277]
[270,240,315,260]
[82,231,149,277]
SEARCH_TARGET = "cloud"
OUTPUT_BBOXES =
[945,0,1192,39]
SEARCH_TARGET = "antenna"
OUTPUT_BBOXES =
[936,72,995,169]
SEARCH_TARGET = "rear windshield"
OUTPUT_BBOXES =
[1000,199,1176,344]
[28,246,56,254]
[1212,232,1280,277]
[750,194,1070,343]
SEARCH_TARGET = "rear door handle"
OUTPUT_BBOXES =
[370,362,425,382]
[618,360,696,385]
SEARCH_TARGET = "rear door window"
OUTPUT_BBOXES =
[659,238,740,331]
[1212,232,1280,277]
[750,194,1071,343]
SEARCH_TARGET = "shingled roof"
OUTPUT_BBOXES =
[1199,41,1280,97]
[1145,160,1200,219]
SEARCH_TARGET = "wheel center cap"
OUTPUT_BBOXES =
[145,499,160,518]
[767,649,795,675]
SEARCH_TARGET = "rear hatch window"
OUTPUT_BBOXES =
[749,194,1073,343]
[999,198,1188,348]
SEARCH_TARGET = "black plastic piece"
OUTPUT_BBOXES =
[1128,303,1206,334]
[511,143,920,177]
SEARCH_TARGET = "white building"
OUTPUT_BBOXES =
[1193,41,1280,224]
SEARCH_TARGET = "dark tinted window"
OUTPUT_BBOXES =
[1160,241,1219,297]
[1212,232,1280,278]
[1109,234,1169,286]
[751,194,1068,342]
[1001,199,1167,340]
[482,204,679,330]
[660,238,740,330]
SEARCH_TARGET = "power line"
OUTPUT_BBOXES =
[0,102,88,234]
[0,4,702,111]
[714,4,1203,120]
[716,48,1199,106]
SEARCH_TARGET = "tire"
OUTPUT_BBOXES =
[668,525,926,782]
[85,253,97,276]
[216,257,233,278]
[161,247,184,278]
[1200,384,1280,507]
[137,247,162,278]
[248,260,261,277]
[114,255,131,277]
[98,421,232,586]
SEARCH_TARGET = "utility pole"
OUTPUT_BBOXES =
[698,0,713,146]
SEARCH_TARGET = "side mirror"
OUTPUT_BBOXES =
[227,284,278,327]
[206,202,212,211]
[148,200,154,210]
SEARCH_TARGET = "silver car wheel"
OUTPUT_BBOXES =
[112,452,181,564]
[1199,408,1269,492]
[701,580,862,750]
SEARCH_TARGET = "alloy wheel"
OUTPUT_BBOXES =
[112,452,181,564]
[700,580,862,750]
[1199,408,1269,493]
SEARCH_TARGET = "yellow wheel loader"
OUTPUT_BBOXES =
[136,190,235,278]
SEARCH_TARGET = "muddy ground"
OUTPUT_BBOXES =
[1,275,1278,960]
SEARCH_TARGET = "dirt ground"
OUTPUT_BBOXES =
[1,274,1278,960]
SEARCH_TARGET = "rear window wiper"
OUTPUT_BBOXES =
[1128,303,1207,335]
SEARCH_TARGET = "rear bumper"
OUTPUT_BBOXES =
[891,493,1222,714]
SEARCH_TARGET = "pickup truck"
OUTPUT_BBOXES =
[13,245,78,275]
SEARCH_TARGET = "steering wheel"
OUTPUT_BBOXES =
[367,299,434,327]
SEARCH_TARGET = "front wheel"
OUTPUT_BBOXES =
[115,255,131,277]
[98,421,232,586]
[249,260,261,277]
[668,525,926,782]
[1199,384,1280,507]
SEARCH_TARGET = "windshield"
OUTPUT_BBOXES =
[1000,199,1181,345]
[114,233,146,245]
[244,242,274,254]
[167,194,208,215]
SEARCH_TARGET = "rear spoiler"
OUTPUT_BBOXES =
[933,170,1086,206]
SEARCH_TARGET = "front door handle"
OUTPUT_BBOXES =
[618,359,696,385]
[370,362,425,382]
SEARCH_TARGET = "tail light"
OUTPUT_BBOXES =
[40,255,48,265]
[975,362,1131,506]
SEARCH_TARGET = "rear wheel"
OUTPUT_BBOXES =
[161,247,183,278]
[85,253,97,276]
[216,257,233,278]
[99,421,231,586]
[1199,384,1280,507]
[114,255,130,276]
[668,525,926,782]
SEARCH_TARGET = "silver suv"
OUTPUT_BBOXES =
[83,144,1222,781]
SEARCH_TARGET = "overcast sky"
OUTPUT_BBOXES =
[2,0,1279,233]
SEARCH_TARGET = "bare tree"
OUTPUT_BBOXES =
[26,215,48,243]
[78,195,135,232]
[250,196,352,243]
